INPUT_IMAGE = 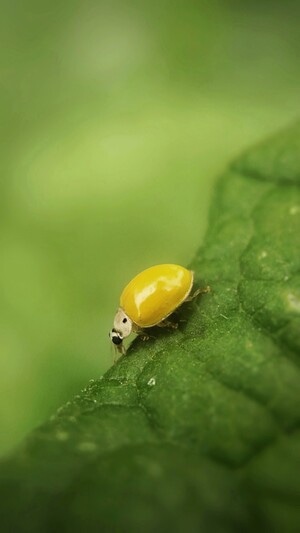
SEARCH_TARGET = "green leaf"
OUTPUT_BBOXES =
[1,123,300,532]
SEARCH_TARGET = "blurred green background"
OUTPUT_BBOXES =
[0,0,299,457]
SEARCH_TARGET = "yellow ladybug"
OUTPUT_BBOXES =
[109,264,208,354]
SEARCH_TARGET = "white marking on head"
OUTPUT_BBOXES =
[113,308,133,338]
[109,308,133,354]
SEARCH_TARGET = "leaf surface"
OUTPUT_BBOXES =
[1,123,300,532]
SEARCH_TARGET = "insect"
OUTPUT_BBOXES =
[109,263,209,355]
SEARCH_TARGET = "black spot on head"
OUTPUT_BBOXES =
[112,335,123,346]
[109,328,117,338]
[122,318,127,323]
